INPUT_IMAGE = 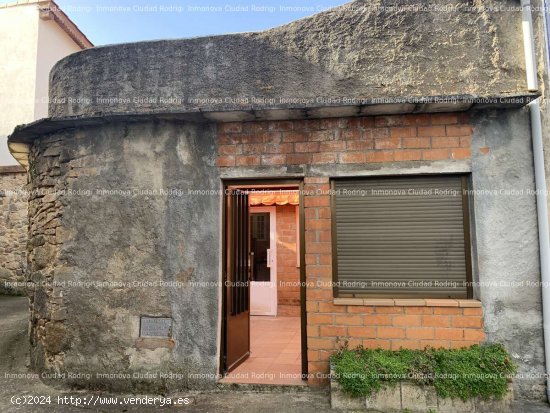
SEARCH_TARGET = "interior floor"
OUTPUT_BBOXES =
[220,315,304,385]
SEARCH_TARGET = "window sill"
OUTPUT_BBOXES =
[333,298,482,308]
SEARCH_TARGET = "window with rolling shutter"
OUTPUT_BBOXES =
[331,175,472,299]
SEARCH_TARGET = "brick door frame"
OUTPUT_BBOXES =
[220,178,307,379]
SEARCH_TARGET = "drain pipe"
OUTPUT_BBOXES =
[521,0,550,400]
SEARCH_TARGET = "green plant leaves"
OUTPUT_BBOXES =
[331,344,516,401]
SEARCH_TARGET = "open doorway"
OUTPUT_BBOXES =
[220,180,306,385]
[249,206,277,316]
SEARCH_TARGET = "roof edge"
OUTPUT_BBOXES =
[39,1,93,49]
[1,0,93,48]
[7,92,539,164]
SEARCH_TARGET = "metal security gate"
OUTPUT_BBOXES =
[223,189,251,372]
[220,179,308,380]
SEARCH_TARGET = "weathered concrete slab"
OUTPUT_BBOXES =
[8,93,539,146]
[47,0,528,119]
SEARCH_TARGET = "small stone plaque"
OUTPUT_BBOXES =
[140,317,172,338]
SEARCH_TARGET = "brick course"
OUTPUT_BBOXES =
[217,113,472,167]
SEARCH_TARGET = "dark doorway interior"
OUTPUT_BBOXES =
[251,212,270,282]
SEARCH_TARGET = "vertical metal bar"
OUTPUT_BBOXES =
[242,191,246,312]
[241,192,247,313]
[299,180,308,379]
[235,191,239,314]
[221,184,227,373]
[236,191,242,314]
[243,192,247,312]
[238,191,243,314]
[230,191,234,315]
[244,193,249,311]
[240,191,244,313]
[235,191,239,315]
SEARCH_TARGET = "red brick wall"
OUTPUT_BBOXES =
[302,177,484,385]
[276,204,300,315]
[218,113,484,386]
[216,113,472,168]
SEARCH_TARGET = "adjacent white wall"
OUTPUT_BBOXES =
[34,17,81,120]
[0,4,40,165]
[0,3,84,165]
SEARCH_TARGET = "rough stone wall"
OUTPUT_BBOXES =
[26,133,70,375]
[276,204,300,316]
[26,121,220,393]
[0,166,28,295]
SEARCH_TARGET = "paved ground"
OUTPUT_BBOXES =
[1,295,549,413]
[1,295,28,374]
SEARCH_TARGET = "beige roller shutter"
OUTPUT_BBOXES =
[332,175,471,299]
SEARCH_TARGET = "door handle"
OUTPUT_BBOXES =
[266,249,271,268]
[249,252,254,281]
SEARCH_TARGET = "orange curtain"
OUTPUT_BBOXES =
[249,191,299,206]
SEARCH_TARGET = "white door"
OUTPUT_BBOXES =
[249,207,277,316]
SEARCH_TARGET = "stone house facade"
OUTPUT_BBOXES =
[6,0,550,403]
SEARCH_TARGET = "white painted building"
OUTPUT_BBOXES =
[0,0,92,165]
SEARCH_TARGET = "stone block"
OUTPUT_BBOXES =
[366,384,402,412]
[401,382,438,412]
[476,386,513,413]
[437,396,475,413]
[43,322,69,354]
[50,307,68,321]
[31,235,46,247]
[33,244,56,270]
[330,373,365,410]
[330,376,514,413]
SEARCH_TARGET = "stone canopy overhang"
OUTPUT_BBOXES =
[7,92,539,166]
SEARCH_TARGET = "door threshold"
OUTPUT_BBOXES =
[218,376,307,386]
[217,379,308,389]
